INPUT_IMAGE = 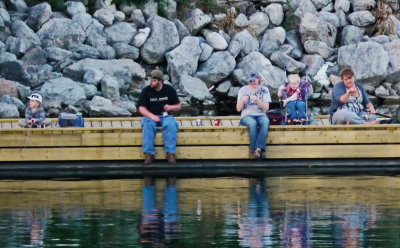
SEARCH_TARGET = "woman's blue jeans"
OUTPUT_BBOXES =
[141,115,178,155]
[286,100,306,119]
[240,115,270,153]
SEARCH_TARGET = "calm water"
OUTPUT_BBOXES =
[0,176,400,248]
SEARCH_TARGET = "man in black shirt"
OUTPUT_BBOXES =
[137,69,181,164]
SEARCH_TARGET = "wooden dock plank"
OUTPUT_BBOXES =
[1,144,400,161]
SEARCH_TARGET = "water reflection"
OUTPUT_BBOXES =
[140,177,181,247]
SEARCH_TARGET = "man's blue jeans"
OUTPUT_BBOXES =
[240,115,270,153]
[141,116,178,155]
[286,100,306,120]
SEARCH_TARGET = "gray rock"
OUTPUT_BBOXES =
[173,19,190,41]
[248,12,269,36]
[0,26,12,43]
[140,15,179,64]
[304,40,336,59]
[133,27,150,48]
[94,0,115,10]
[0,40,6,53]
[341,25,363,46]
[7,0,28,12]
[203,30,227,50]
[69,43,100,59]
[0,52,17,64]
[40,77,86,108]
[337,10,348,27]
[98,45,115,59]
[165,0,177,19]
[375,85,389,98]
[228,29,259,58]
[316,11,340,28]
[215,80,232,94]
[119,100,137,114]
[199,42,213,62]
[311,0,331,9]
[182,8,211,35]
[6,36,30,56]
[301,54,325,76]
[338,41,389,86]
[264,65,287,89]
[44,46,72,61]
[11,20,41,46]
[26,2,52,31]
[141,0,158,18]
[235,13,249,28]
[72,13,92,31]
[299,12,337,48]
[383,39,400,83]
[264,3,284,26]
[348,11,375,27]
[279,44,294,55]
[227,86,240,98]
[83,68,104,86]
[89,96,131,117]
[350,0,376,11]
[259,27,286,57]
[371,35,390,45]
[119,2,136,15]
[93,8,114,26]
[37,18,85,48]
[270,51,306,73]
[21,47,47,65]
[179,74,212,101]
[78,82,97,99]
[131,9,146,28]
[63,58,145,84]
[0,8,11,26]
[232,69,248,86]
[285,30,303,59]
[0,78,19,98]
[0,102,19,118]
[0,95,25,114]
[219,30,231,44]
[105,22,136,44]
[85,19,107,47]
[101,75,120,102]
[166,36,202,83]
[334,0,350,12]
[294,0,317,20]
[321,2,334,11]
[65,1,86,17]
[113,43,139,59]
[0,60,54,87]
[195,51,236,87]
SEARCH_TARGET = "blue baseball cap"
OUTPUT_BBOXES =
[248,71,259,82]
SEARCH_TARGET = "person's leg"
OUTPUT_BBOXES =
[254,115,270,152]
[161,116,179,154]
[296,101,307,120]
[332,109,365,124]
[286,101,296,120]
[141,116,158,155]
[240,116,257,153]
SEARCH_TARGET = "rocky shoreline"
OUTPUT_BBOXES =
[0,0,399,119]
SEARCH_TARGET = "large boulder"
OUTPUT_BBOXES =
[340,25,364,46]
[179,74,212,101]
[89,96,131,117]
[0,60,54,87]
[259,27,286,57]
[304,40,336,59]
[65,1,86,17]
[93,8,115,26]
[182,8,211,35]
[100,75,120,102]
[37,18,85,48]
[383,39,400,83]
[173,19,190,41]
[294,0,317,20]
[104,22,137,44]
[285,30,304,59]
[11,20,41,47]
[299,12,337,48]
[85,19,107,47]
[113,43,139,59]
[0,78,19,98]
[133,27,150,48]
[72,13,92,31]
[301,54,325,77]
[248,12,269,36]
[348,11,376,27]
[338,41,389,86]
[270,51,306,73]
[166,36,202,84]
[264,3,284,26]
[350,0,376,11]
[195,51,236,87]
[228,29,259,58]
[69,43,100,59]
[140,15,179,64]
[25,2,52,31]
[40,77,86,108]
[0,102,19,118]
[203,30,228,51]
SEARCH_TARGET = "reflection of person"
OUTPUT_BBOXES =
[238,178,272,248]
[26,207,49,246]
[137,69,182,164]
[330,68,380,125]
[140,177,181,246]
[282,206,311,248]
[236,72,271,159]
[278,74,307,124]
[18,93,51,128]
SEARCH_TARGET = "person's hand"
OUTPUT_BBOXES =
[29,119,38,124]
[241,96,250,103]
[164,104,173,112]
[283,99,288,107]
[249,95,258,101]
[151,115,161,122]
[368,107,376,114]
[347,86,357,94]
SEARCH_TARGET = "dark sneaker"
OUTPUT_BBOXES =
[166,153,176,163]
[254,148,262,159]
[144,154,154,165]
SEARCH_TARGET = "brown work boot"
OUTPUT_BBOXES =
[144,154,154,165]
[166,153,176,163]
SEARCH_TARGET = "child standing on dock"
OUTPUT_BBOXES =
[236,72,271,159]
[138,68,182,165]
[18,93,51,128]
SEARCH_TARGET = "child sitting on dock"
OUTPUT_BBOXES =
[18,93,51,128]
[278,74,307,124]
